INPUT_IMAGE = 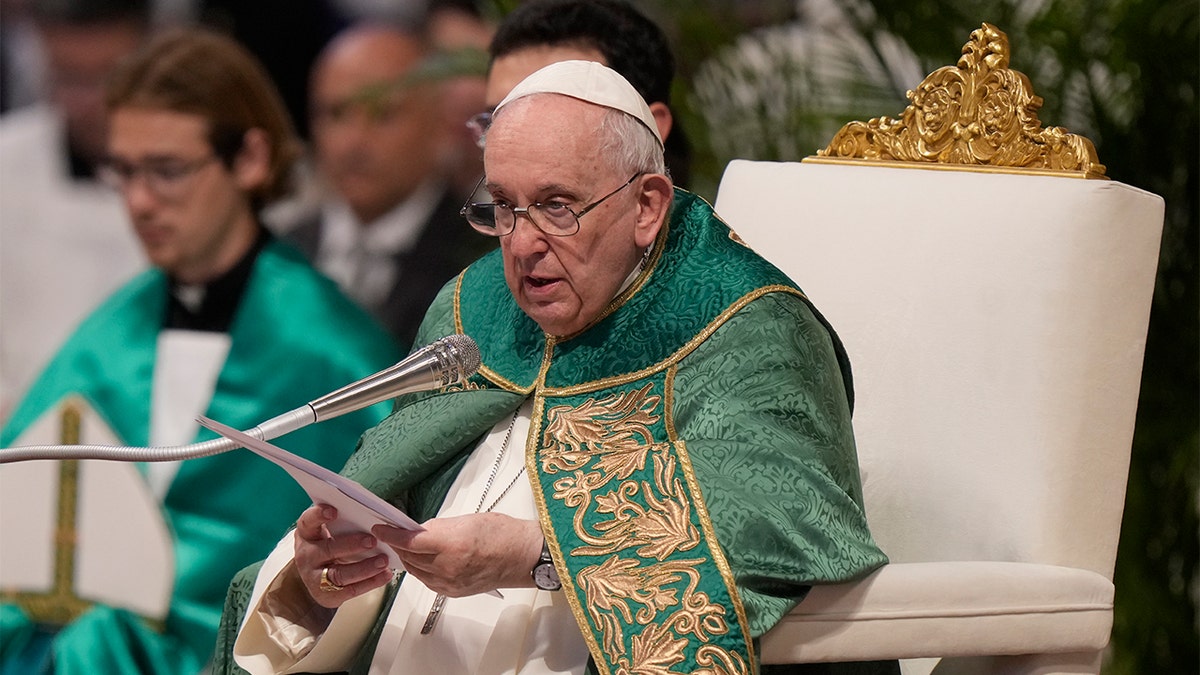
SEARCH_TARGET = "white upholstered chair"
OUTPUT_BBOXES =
[713,24,1164,675]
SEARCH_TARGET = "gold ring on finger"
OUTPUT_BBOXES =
[319,566,345,592]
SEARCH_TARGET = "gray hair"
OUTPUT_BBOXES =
[597,107,666,177]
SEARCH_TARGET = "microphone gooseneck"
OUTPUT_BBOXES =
[0,334,481,464]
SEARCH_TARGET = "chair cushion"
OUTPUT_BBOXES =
[759,561,1114,663]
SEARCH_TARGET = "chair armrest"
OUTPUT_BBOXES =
[760,561,1113,664]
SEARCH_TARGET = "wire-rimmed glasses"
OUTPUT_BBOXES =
[460,173,642,237]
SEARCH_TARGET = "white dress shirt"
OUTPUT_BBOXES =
[314,180,442,312]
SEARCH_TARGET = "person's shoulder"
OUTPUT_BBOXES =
[254,239,332,290]
[255,240,362,310]
[250,241,400,351]
[76,269,166,326]
[31,269,165,374]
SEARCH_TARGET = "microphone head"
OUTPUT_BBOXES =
[436,334,481,385]
[307,334,482,424]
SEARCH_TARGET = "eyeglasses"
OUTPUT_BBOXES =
[466,109,493,149]
[97,154,219,200]
[460,173,642,237]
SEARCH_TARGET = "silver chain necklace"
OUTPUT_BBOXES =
[421,408,524,634]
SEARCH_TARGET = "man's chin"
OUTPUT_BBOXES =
[520,300,581,337]
[336,187,388,216]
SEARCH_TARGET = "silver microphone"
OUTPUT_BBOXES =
[0,334,481,464]
[309,333,480,422]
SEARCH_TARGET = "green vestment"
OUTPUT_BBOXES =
[216,191,887,675]
[1,241,402,675]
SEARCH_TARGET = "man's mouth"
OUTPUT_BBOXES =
[136,224,170,246]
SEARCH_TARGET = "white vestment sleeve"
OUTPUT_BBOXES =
[233,530,389,675]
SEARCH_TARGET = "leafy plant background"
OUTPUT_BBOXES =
[482,0,1199,671]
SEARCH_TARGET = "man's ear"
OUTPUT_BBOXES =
[232,128,272,191]
[648,102,673,142]
[633,173,673,249]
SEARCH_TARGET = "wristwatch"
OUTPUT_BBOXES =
[531,539,561,591]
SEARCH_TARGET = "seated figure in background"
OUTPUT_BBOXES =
[482,0,693,187]
[0,28,400,674]
[280,22,496,349]
[0,0,152,419]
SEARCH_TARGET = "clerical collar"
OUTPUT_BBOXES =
[164,227,270,332]
[617,246,652,296]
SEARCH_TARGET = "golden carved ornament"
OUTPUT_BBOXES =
[812,23,1107,178]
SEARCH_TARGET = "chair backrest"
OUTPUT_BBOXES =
[711,24,1163,580]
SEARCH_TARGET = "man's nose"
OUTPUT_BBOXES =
[504,211,549,254]
[342,108,381,140]
[122,175,160,213]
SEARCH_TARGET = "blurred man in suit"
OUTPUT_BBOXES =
[282,23,495,349]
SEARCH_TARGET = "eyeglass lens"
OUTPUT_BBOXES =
[97,156,215,198]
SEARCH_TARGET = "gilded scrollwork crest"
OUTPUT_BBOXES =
[815,23,1106,178]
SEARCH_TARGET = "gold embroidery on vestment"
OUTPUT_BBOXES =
[694,645,751,675]
[540,384,749,670]
[541,384,660,474]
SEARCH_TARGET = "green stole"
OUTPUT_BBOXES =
[337,189,885,675]
[2,241,401,674]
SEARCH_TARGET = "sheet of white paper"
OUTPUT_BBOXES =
[199,416,505,598]
[197,416,420,571]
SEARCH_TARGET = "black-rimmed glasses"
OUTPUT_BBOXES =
[460,173,642,237]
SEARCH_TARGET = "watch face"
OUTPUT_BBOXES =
[533,562,561,590]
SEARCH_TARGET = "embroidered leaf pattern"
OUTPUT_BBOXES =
[540,382,749,672]
[694,645,750,675]
[541,384,660,476]
[619,621,689,675]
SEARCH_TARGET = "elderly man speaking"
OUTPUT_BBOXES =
[225,61,886,675]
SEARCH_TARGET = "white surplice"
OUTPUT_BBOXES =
[234,399,590,675]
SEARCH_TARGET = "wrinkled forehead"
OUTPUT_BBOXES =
[485,93,611,159]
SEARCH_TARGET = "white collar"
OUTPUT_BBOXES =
[318,179,444,259]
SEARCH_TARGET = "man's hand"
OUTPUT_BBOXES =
[373,513,544,597]
[294,504,393,608]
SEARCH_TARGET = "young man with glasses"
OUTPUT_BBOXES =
[224,60,887,675]
[0,28,401,674]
